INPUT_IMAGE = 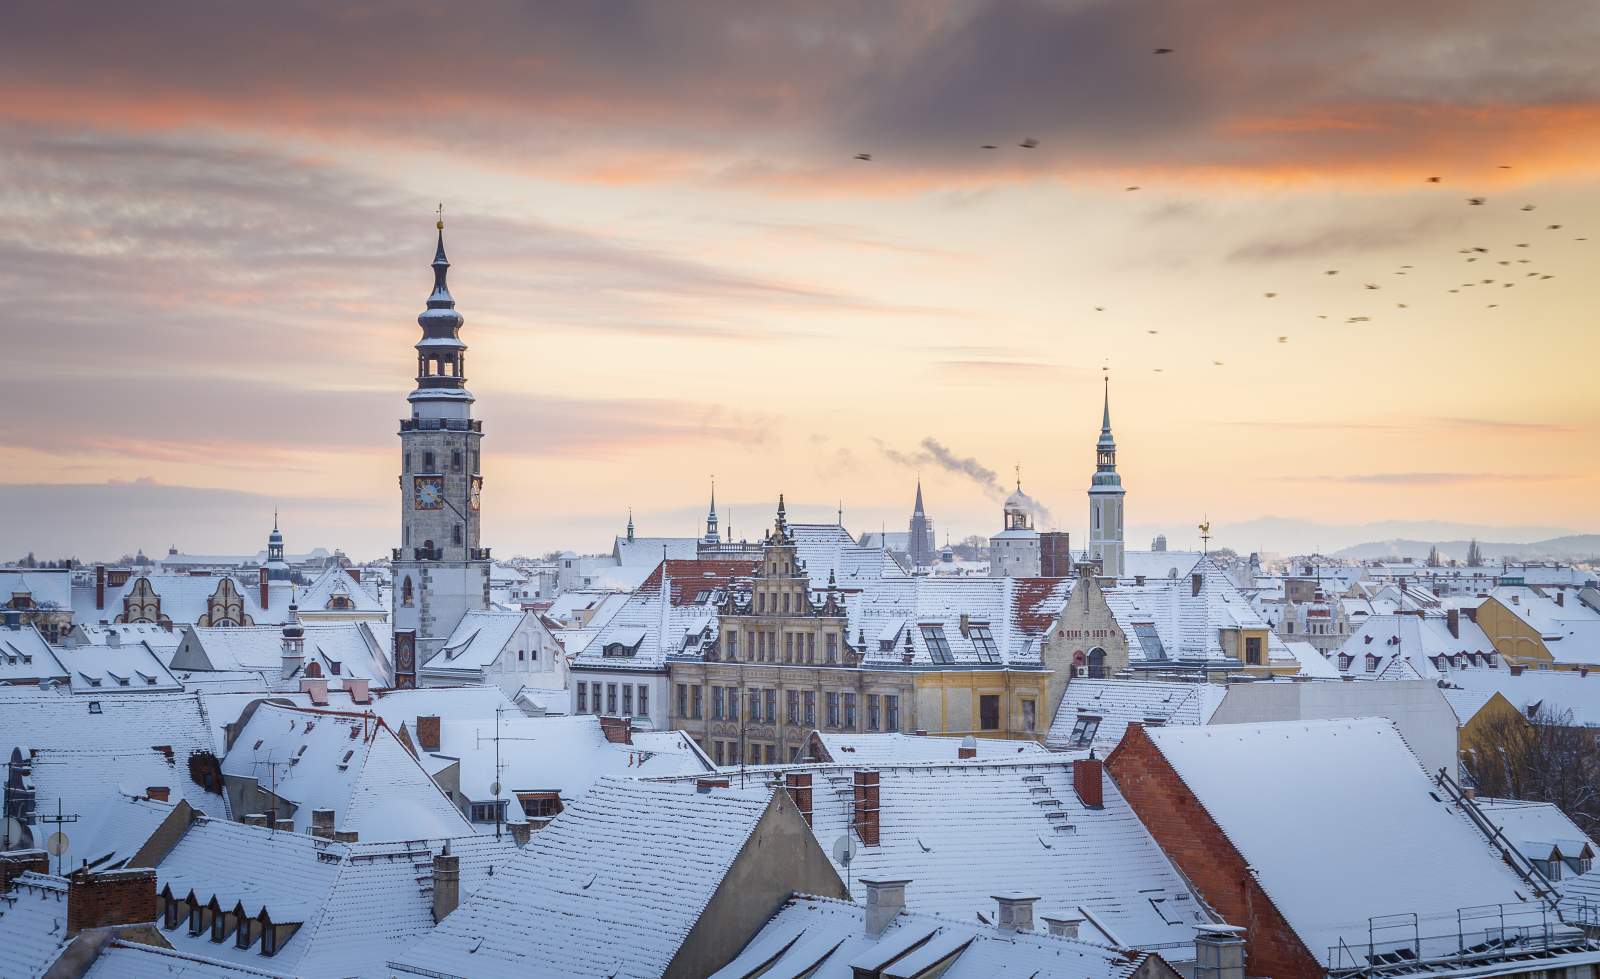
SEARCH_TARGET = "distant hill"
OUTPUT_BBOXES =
[1332,535,1600,563]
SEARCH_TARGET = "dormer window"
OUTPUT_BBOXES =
[921,625,953,664]
[1068,714,1100,748]
[1365,654,1379,673]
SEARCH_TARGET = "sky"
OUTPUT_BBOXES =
[3,1,1598,561]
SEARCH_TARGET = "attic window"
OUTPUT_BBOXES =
[1365,654,1379,673]
[88,701,102,714]
[969,625,999,664]
[921,625,954,664]
[1068,715,1101,748]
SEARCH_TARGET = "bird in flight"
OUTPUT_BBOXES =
[1467,197,1486,206]
[1396,303,1409,309]
[1094,306,1105,312]
[1277,336,1288,343]
[1521,205,1536,211]
[1426,176,1441,183]
[1125,186,1141,191]
[854,153,873,161]
[1364,283,1380,290]
[979,144,998,150]
[1547,224,1563,230]
[1213,360,1224,366]
[1147,329,1159,334]
[1019,137,1039,149]
[1264,292,1277,298]
[1154,47,1174,54]
[1498,165,1513,169]
[1324,270,1339,276]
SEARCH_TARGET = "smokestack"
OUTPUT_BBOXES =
[861,878,908,938]
[310,809,336,840]
[66,868,157,937]
[431,850,460,923]
[95,565,106,611]
[958,735,977,760]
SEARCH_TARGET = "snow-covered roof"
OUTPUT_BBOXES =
[390,778,787,979]
[712,894,1171,979]
[1120,550,1203,582]
[365,684,521,733]
[845,575,1071,669]
[0,623,67,683]
[1101,561,1282,665]
[1442,669,1600,727]
[805,731,1049,765]
[578,559,758,671]
[295,565,384,613]
[613,536,700,567]
[0,873,74,978]
[0,568,72,609]
[221,703,470,839]
[70,572,295,627]
[1333,612,1501,680]
[424,609,535,673]
[1475,797,1597,869]
[65,622,185,661]
[545,589,629,628]
[1046,679,1227,752]
[789,523,907,589]
[1137,718,1540,966]
[52,640,181,693]
[153,815,518,979]
[82,941,295,978]
[26,749,226,859]
[1488,585,1600,664]
[769,757,1211,954]
[1438,685,1500,725]
[0,688,223,762]
[172,622,392,687]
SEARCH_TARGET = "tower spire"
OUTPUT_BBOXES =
[1101,372,1112,435]
[410,209,472,416]
[703,477,720,545]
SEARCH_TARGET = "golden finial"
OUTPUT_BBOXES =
[435,202,445,230]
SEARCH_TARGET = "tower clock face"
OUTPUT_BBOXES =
[469,476,483,511]
[413,475,445,510]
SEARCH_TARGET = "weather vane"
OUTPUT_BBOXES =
[436,202,445,229]
[1199,516,1212,556]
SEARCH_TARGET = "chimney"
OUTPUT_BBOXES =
[333,830,359,843]
[506,820,531,845]
[145,786,170,803]
[599,715,633,745]
[1447,608,1460,639]
[0,850,48,892]
[1510,664,1525,676]
[310,809,336,840]
[431,850,461,923]
[1192,572,1203,597]
[1072,755,1104,809]
[1042,913,1084,939]
[784,772,814,827]
[106,630,121,649]
[958,735,978,760]
[1194,924,1248,979]
[992,893,1039,934]
[861,878,909,937]
[66,867,157,936]
[1556,591,1565,607]
[1135,575,1146,587]
[958,614,971,638]
[344,678,370,704]
[259,567,270,610]
[95,565,107,611]
[300,678,328,706]
[241,813,270,828]
[853,771,881,846]
[695,777,730,793]
[415,715,441,753]
[273,817,294,832]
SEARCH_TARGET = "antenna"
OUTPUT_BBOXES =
[39,798,80,876]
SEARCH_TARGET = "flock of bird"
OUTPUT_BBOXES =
[847,45,1587,369]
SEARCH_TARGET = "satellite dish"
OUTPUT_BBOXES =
[831,833,858,867]
[490,782,501,796]
[46,831,70,857]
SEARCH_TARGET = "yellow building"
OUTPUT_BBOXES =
[1475,585,1600,672]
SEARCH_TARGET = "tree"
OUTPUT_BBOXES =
[1426,545,1442,568]
[1466,539,1484,567]
[1462,703,1600,840]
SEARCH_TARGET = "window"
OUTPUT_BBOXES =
[1069,714,1101,748]
[805,691,817,726]
[867,694,881,731]
[1338,653,1353,671]
[782,592,790,614]
[783,689,798,725]
[451,449,462,471]
[405,451,412,473]
[638,686,649,718]
[1021,698,1037,733]
[163,895,180,930]
[471,451,479,473]
[979,694,1000,731]
[765,688,776,724]
[262,920,279,956]
[578,684,588,713]
[885,694,900,732]
[764,744,777,765]
[728,686,740,721]
[423,451,435,471]
[843,693,857,729]
[826,692,841,728]
[691,686,702,719]
[922,625,954,664]
[606,684,618,714]
[783,632,793,662]
[726,631,738,659]
[676,684,687,718]
[757,592,765,613]
[622,685,633,717]
[806,633,815,663]
[236,915,252,950]
[401,577,414,607]
[749,687,761,720]
[712,686,725,720]
[518,792,562,821]
[713,740,724,766]
[969,625,999,663]
[470,800,508,823]
[592,682,605,714]
[1245,636,1263,666]
[1365,654,1379,673]
[825,634,837,664]
[1088,647,1108,678]
[452,523,463,545]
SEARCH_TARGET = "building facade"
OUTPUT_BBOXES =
[990,482,1041,578]
[391,219,492,685]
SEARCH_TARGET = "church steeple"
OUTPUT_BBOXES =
[1088,374,1126,578]
[1096,375,1118,474]
[409,207,473,420]
[703,479,720,545]
[626,508,635,542]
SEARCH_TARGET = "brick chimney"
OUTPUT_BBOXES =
[66,867,157,936]
[310,809,336,840]
[332,830,359,843]
[415,715,441,753]
[853,771,881,846]
[95,565,106,611]
[0,850,48,892]
[241,813,270,828]
[1556,591,1565,607]
[344,678,370,704]
[299,678,328,706]
[505,820,531,845]
[784,772,813,827]
[273,817,294,832]
[958,735,977,760]
[861,878,908,937]
[431,850,460,923]
[992,893,1039,933]
[695,777,730,793]
[145,786,170,803]
[1042,913,1084,938]
[1447,608,1460,639]
[259,567,270,611]
[1510,664,1525,676]
[1073,754,1105,809]
[598,715,633,745]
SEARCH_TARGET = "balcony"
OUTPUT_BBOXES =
[399,418,482,433]
[469,547,492,561]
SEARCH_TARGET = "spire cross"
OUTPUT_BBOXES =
[1014,463,1022,490]
[435,202,445,229]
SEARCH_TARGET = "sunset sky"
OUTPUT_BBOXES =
[3,1,1598,561]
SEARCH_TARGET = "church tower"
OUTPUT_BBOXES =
[264,511,291,580]
[907,479,935,568]
[392,214,491,686]
[1087,376,1126,578]
[703,481,720,546]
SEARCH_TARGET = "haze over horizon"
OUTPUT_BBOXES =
[4,1,1598,560]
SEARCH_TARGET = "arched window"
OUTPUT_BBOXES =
[401,577,414,607]
[1088,647,1107,679]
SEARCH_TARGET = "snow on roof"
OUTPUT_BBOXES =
[1443,669,1600,727]
[579,560,758,670]
[67,622,185,659]
[52,640,182,693]
[546,589,630,627]
[0,623,68,683]
[790,523,907,588]
[433,714,713,820]
[846,576,1071,669]
[1475,797,1597,868]
[1280,639,1343,679]
[1046,679,1226,752]
[0,873,73,978]
[221,703,470,839]
[1121,550,1203,582]
[0,568,73,608]
[1334,612,1500,680]
[389,778,780,979]
[1488,586,1600,663]
[364,684,520,731]
[807,731,1049,765]
[1140,718,1536,965]
[424,609,533,672]
[613,536,700,567]
[1438,685,1499,725]
[1102,562,1275,664]
[774,758,1209,953]
[0,688,222,762]
[296,565,384,613]
[26,750,225,860]
[712,895,1165,979]
[174,622,392,686]
[154,815,518,978]
[70,572,294,628]
[83,941,295,978]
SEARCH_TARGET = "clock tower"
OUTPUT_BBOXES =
[391,214,490,685]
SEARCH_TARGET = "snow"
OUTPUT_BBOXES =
[83,941,295,978]
[0,873,72,979]
[1142,718,1537,965]
[808,731,1049,765]
[1046,678,1226,752]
